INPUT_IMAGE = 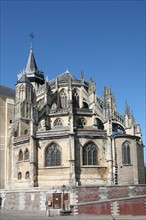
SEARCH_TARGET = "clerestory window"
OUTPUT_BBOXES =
[83,142,98,165]
[45,143,61,167]
[122,141,131,165]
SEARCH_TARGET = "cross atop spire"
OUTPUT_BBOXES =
[29,32,34,49]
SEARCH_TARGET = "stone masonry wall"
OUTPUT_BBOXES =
[77,185,146,216]
[0,185,146,216]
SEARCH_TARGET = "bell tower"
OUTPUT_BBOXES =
[15,73,33,136]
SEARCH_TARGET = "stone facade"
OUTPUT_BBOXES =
[0,46,145,212]
[0,86,15,189]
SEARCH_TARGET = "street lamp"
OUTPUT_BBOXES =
[61,184,66,210]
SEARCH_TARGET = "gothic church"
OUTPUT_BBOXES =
[6,46,145,191]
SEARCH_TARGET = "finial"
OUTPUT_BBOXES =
[90,76,93,83]
[29,32,34,49]
[46,76,49,82]
[80,70,84,80]
[66,68,69,74]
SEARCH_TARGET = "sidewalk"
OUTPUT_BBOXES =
[0,210,146,220]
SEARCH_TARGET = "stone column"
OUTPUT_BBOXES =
[69,134,76,187]
[106,136,113,185]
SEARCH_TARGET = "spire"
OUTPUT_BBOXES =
[125,101,131,117]
[26,47,38,73]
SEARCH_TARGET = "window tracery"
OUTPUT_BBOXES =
[54,118,63,127]
[83,142,98,165]
[45,143,61,167]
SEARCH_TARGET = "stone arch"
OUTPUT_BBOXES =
[95,117,104,130]
[112,122,125,135]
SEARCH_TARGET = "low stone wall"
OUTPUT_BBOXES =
[0,188,70,211]
[0,185,146,216]
[76,185,146,216]
[0,189,47,210]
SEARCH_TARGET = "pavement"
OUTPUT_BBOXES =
[0,210,146,220]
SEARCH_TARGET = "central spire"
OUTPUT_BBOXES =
[26,47,38,73]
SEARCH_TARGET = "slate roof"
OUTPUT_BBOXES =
[17,73,31,84]
[0,85,15,98]
[26,47,38,72]
[49,70,77,85]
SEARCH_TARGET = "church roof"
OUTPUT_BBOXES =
[26,47,38,73]
[0,85,15,98]
[17,73,31,84]
[49,70,77,85]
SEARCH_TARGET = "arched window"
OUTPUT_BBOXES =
[83,142,98,165]
[19,85,24,101]
[60,90,67,108]
[18,150,23,161]
[45,143,61,167]
[25,171,30,179]
[24,148,29,160]
[122,141,131,165]
[18,172,22,180]
[24,129,28,135]
[54,118,63,127]
[72,88,79,108]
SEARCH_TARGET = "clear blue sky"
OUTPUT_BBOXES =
[1,0,145,161]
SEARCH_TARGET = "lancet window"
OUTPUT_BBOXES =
[24,148,29,160]
[18,150,23,161]
[25,171,30,179]
[122,141,131,165]
[18,172,22,180]
[60,90,67,108]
